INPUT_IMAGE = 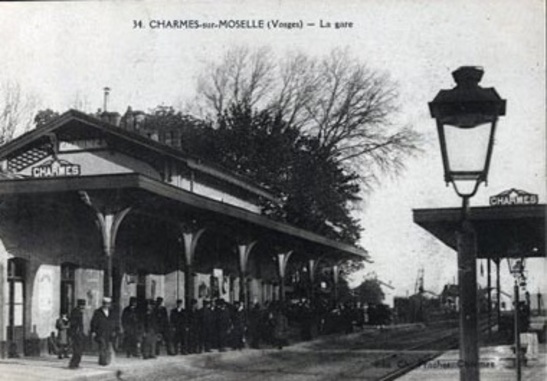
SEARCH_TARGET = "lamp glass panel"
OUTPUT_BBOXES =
[444,122,491,174]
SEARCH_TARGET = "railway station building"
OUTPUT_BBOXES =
[0,110,368,357]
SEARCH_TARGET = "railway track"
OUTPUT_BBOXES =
[377,317,494,380]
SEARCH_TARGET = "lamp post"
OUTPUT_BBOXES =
[429,66,506,381]
[507,257,526,381]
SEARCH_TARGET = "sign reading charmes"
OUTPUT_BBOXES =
[31,158,81,178]
[489,188,539,206]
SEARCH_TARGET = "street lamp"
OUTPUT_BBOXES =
[429,66,506,201]
[429,66,506,381]
[507,257,526,381]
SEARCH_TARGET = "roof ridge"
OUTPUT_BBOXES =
[0,109,279,203]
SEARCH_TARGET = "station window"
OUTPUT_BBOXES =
[137,270,147,303]
[165,131,174,146]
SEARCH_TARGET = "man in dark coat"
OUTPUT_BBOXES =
[186,299,200,354]
[248,302,262,349]
[90,297,118,366]
[68,299,86,369]
[170,299,186,354]
[215,299,232,352]
[231,301,246,350]
[200,300,214,352]
[142,300,158,359]
[154,297,169,356]
[121,297,142,358]
[299,300,313,341]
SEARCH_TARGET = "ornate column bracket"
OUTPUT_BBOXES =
[177,222,206,308]
[237,240,257,306]
[78,190,133,298]
[308,258,321,284]
[180,226,206,267]
[277,250,293,280]
[332,264,340,285]
[238,241,257,275]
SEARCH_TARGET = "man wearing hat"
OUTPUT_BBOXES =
[142,299,158,359]
[68,299,86,369]
[121,297,142,358]
[170,299,186,355]
[153,297,169,356]
[200,300,214,352]
[186,299,200,354]
[215,299,231,352]
[90,297,118,366]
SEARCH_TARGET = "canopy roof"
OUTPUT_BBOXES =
[0,110,369,261]
[413,204,546,259]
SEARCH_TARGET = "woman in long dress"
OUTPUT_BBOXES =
[55,313,70,359]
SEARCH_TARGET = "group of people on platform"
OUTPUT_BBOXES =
[120,296,251,358]
[54,296,294,369]
[53,296,373,369]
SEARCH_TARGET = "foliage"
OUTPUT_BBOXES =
[195,102,363,243]
[353,278,385,305]
[196,46,422,187]
[34,109,60,128]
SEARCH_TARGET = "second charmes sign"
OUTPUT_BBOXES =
[489,189,539,206]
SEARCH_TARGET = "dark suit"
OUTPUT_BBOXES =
[90,307,117,366]
[121,305,143,357]
[170,307,186,354]
[186,308,200,353]
[68,307,84,368]
[231,308,246,349]
[142,310,158,359]
[215,306,231,351]
[154,305,169,355]
[201,307,214,352]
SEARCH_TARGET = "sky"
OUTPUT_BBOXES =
[0,0,545,304]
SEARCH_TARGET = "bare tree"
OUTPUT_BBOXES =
[195,47,422,183]
[70,90,92,112]
[197,46,276,116]
[0,81,39,144]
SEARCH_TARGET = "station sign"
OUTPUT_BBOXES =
[31,158,81,178]
[489,188,538,206]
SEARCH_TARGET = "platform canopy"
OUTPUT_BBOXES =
[0,110,369,262]
[413,204,546,259]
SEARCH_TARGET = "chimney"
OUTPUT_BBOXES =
[103,87,111,112]
[99,87,121,126]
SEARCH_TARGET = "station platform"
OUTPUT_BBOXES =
[0,336,545,381]
[399,343,547,381]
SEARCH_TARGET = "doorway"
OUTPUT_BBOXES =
[60,263,76,315]
[7,258,26,357]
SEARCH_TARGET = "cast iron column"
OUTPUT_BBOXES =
[238,241,256,308]
[333,264,340,307]
[487,258,492,338]
[181,227,206,311]
[277,251,293,303]
[308,259,318,302]
[513,280,522,381]
[495,258,501,326]
[79,191,131,299]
